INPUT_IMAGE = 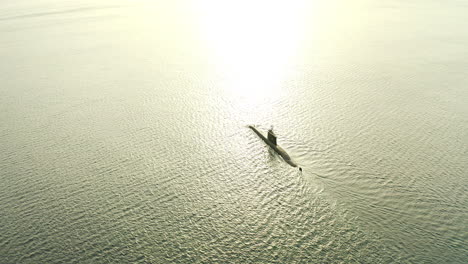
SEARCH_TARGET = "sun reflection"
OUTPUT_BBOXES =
[193,0,309,106]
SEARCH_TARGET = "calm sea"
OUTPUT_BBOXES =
[1,0,467,263]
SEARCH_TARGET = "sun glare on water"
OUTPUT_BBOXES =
[193,1,309,107]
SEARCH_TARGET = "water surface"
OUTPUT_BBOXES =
[1,0,467,263]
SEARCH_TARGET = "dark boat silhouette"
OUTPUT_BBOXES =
[249,125,301,170]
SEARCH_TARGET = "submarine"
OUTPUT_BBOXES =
[249,125,301,170]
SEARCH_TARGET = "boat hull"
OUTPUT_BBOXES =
[248,126,298,168]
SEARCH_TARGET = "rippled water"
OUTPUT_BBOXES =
[1,0,467,263]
